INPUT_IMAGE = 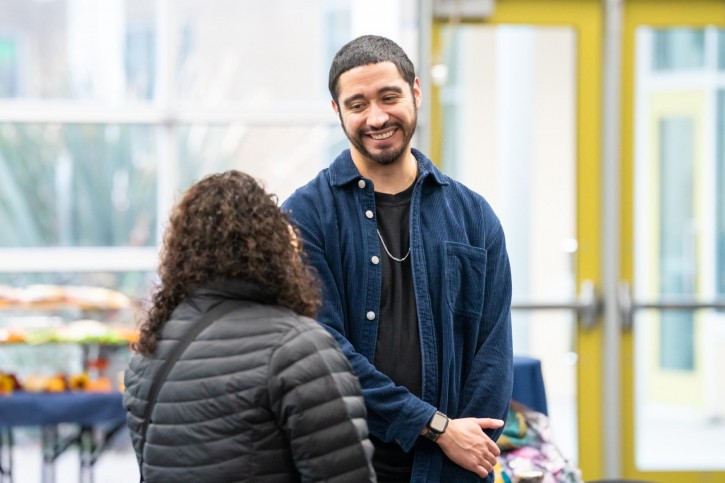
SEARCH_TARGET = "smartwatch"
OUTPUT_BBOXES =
[423,411,449,442]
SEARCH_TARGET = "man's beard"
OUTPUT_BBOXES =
[342,111,418,166]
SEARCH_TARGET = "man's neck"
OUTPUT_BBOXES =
[351,149,418,195]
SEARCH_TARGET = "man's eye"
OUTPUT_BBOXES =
[350,104,364,111]
[383,96,397,103]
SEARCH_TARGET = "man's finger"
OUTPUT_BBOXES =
[487,439,501,456]
[476,418,504,429]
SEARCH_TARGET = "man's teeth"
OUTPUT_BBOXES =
[370,130,394,140]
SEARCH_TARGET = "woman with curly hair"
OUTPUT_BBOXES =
[123,170,376,483]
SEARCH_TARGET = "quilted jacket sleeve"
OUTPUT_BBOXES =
[267,318,377,483]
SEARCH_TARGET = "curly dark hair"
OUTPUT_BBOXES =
[133,170,321,355]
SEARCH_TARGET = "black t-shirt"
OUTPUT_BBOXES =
[371,181,421,481]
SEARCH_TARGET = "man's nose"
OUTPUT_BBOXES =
[367,102,389,128]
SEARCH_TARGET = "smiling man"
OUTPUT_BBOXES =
[282,35,513,483]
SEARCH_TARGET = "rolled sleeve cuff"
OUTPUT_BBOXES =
[387,398,437,452]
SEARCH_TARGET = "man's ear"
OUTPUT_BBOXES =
[331,99,340,115]
[413,78,422,110]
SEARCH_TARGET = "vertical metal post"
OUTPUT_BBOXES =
[41,426,57,483]
[79,427,94,483]
[155,0,177,245]
[0,427,14,483]
[602,0,623,477]
[417,0,434,157]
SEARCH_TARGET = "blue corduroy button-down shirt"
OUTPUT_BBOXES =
[282,148,513,482]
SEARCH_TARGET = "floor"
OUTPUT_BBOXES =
[637,407,725,471]
[6,428,138,483]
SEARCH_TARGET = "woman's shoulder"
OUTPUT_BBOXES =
[210,302,327,343]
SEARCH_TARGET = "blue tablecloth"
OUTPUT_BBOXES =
[0,391,125,428]
[513,355,548,415]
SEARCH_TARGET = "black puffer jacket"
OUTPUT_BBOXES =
[124,279,376,482]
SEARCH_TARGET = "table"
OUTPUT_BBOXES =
[0,392,126,483]
[0,358,548,482]
[513,356,548,415]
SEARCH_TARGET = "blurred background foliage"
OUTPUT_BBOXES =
[0,123,157,248]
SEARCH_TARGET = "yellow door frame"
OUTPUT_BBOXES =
[430,0,605,479]
[621,1,725,481]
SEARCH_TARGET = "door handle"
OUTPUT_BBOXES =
[617,281,725,331]
[511,280,602,329]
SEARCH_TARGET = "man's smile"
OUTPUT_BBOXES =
[366,126,397,141]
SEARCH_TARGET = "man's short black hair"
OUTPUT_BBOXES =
[328,35,416,103]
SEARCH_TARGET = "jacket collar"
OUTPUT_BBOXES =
[328,148,450,188]
[190,278,274,305]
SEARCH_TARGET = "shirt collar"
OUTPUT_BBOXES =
[329,148,450,188]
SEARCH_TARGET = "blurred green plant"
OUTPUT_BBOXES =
[0,123,157,248]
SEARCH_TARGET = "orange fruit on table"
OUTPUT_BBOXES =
[86,377,113,392]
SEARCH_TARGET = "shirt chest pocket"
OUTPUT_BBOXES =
[445,241,488,318]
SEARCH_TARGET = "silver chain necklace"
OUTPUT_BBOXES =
[376,229,410,262]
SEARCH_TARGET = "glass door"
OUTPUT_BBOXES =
[431,0,606,479]
[622,0,725,481]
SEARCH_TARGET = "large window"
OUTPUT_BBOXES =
[634,26,725,469]
[0,0,421,300]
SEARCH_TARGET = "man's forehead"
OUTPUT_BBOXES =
[337,62,406,96]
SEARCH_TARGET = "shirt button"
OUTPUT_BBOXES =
[366,311,376,320]
[365,210,374,219]
[358,179,366,189]
[371,256,380,265]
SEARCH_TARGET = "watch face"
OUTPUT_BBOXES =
[430,412,448,433]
